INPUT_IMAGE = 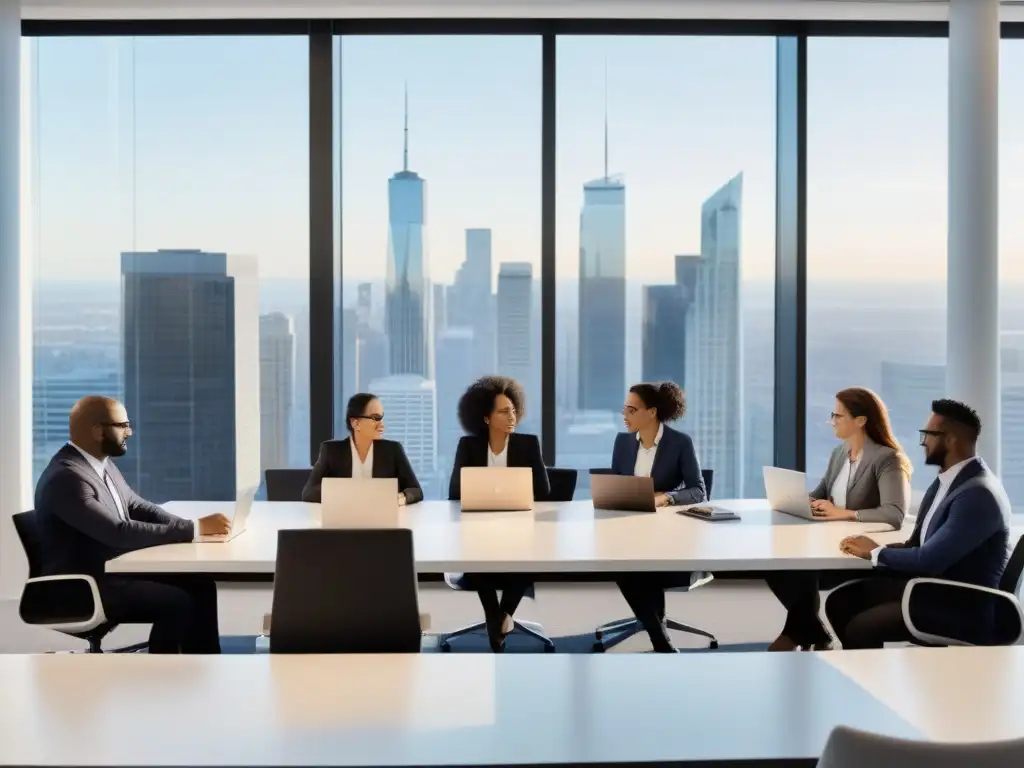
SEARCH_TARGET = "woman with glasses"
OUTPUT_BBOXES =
[764,386,911,651]
[447,375,549,652]
[301,392,423,505]
[610,381,707,653]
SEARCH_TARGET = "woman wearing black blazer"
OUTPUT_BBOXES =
[301,393,423,505]
[612,382,707,653]
[447,376,549,652]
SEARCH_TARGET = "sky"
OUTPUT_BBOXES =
[21,33,1024,286]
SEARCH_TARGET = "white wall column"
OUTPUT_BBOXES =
[947,0,1000,467]
[0,0,28,600]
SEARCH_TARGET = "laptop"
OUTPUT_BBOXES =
[321,477,399,528]
[590,472,657,513]
[762,466,819,521]
[460,467,534,511]
[197,485,257,542]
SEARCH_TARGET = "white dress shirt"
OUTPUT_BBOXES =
[487,437,510,468]
[633,423,664,478]
[350,439,374,479]
[871,456,977,565]
[830,452,861,510]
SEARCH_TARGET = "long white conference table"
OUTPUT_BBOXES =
[106,499,913,579]
[3,647,1023,767]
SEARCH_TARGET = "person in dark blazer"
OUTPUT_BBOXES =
[828,399,1011,648]
[302,393,423,505]
[611,382,707,652]
[765,387,911,652]
[447,375,549,652]
[35,396,231,653]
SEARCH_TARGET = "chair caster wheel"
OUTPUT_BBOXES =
[709,640,719,649]
[440,641,452,652]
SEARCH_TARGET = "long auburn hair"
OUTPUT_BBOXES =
[835,387,912,477]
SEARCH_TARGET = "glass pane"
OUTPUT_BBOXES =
[555,36,777,500]
[806,38,946,498]
[334,36,542,500]
[26,36,310,501]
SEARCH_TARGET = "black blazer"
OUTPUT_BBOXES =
[35,444,195,578]
[448,433,550,502]
[610,424,706,505]
[302,438,423,504]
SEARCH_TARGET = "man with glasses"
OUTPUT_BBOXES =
[34,395,231,653]
[823,399,1012,649]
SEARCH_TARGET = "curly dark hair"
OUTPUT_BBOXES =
[458,376,526,437]
[629,381,686,422]
[932,398,982,442]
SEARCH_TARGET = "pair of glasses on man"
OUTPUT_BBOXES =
[919,429,944,445]
[99,421,131,430]
[355,414,384,423]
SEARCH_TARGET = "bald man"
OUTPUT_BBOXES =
[34,396,232,653]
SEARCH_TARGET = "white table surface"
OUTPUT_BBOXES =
[0,652,921,766]
[107,499,909,576]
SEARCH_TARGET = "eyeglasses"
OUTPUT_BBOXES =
[356,414,384,422]
[99,421,131,430]
[829,412,846,422]
[622,406,639,415]
[919,429,944,445]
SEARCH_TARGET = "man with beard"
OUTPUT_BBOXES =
[824,399,1012,649]
[34,396,231,653]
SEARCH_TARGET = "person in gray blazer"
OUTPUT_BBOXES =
[766,387,911,651]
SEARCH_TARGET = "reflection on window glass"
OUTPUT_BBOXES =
[335,36,542,500]
[806,38,946,499]
[555,36,776,499]
[26,36,309,501]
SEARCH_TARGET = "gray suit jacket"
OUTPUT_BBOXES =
[810,439,909,528]
[35,444,195,578]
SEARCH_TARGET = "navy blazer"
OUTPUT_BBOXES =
[610,424,707,505]
[448,433,550,502]
[878,457,1010,588]
[302,438,423,504]
[35,444,195,578]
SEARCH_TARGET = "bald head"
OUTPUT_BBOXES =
[69,396,131,458]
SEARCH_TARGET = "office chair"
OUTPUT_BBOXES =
[817,724,1024,767]
[265,468,312,502]
[593,468,719,651]
[902,534,1024,647]
[14,510,146,653]
[270,528,423,654]
[439,468,575,652]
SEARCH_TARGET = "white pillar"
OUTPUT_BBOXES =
[0,0,28,600]
[947,0,1000,467]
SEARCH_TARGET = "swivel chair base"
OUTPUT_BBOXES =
[593,617,718,652]
[440,618,555,652]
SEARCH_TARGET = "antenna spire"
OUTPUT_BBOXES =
[603,62,609,181]
[403,82,409,172]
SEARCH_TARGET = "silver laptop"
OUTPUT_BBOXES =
[590,473,658,512]
[460,467,533,511]
[321,477,399,528]
[762,466,819,520]
[197,485,257,542]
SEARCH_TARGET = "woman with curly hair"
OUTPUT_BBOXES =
[611,381,707,653]
[447,375,549,652]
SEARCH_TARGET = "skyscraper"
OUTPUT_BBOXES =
[577,113,625,413]
[120,249,260,502]
[435,327,475,467]
[497,262,536,431]
[683,175,744,497]
[449,228,495,374]
[259,312,294,474]
[370,374,437,493]
[385,88,432,379]
[33,370,120,481]
[641,284,688,385]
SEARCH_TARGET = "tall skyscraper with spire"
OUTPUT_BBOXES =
[577,78,626,412]
[385,86,432,379]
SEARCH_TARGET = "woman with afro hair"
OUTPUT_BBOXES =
[446,375,549,652]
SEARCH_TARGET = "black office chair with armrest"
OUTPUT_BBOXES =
[270,528,423,654]
[817,724,1024,767]
[14,510,133,653]
[902,534,1024,647]
[265,468,312,502]
[438,469,576,653]
[593,469,719,651]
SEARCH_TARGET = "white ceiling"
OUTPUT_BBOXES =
[14,0,1024,22]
